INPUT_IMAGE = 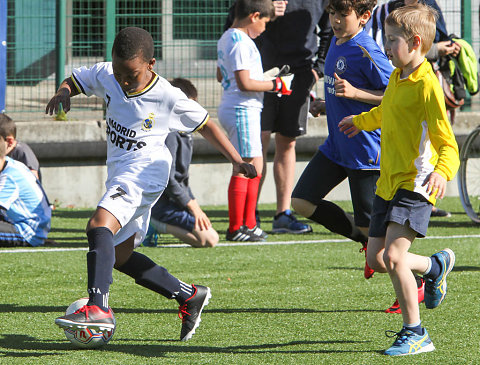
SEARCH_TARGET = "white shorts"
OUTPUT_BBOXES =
[98,155,171,248]
[218,105,262,158]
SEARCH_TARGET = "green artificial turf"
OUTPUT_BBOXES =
[0,197,478,364]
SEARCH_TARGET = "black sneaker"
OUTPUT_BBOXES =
[247,225,267,240]
[178,284,211,341]
[226,226,264,242]
[431,208,451,218]
[55,304,115,333]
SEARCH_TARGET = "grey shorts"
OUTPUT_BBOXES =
[369,189,432,238]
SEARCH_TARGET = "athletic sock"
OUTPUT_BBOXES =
[228,176,248,232]
[424,255,442,279]
[244,175,261,229]
[116,251,194,303]
[404,322,423,336]
[86,227,115,312]
[308,200,368,243]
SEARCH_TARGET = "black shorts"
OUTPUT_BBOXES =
[261,69,316,137]
[369,189,433,238]
[292,150,379,227]
[0,220,28,247]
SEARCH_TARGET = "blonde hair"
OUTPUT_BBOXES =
[386,3,438,54]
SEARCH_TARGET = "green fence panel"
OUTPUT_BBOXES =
[3,0,479,121]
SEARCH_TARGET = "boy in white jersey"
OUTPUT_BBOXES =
[339,4,459,356]
[46,27,256,341]
[217,0,289,241]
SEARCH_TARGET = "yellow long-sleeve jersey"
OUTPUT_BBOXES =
[353,59,459,204]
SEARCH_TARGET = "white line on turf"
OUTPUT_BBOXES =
[1,234,480,253]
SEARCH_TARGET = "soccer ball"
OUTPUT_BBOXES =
[63,298,116,348]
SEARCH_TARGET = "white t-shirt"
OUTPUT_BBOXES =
[71,62,208,167]
[217,28,264,109]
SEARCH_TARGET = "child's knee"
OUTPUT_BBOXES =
[367,254,387,273]
[291,197,315,218]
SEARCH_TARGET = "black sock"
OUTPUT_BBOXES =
[308,201,368,243]
[116,251,194,303]
[424,256,442,280]
[86,227,115,312]
[414,274,423,288]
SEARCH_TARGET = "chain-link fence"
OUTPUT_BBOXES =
[4,0,480,121]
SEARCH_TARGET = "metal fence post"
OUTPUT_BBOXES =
[462,0,472,44]
[0,0,6,112]
[56,0,66,89]
[105,0,115,61]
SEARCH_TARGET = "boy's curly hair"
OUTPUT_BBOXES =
[112,27,154,62]
[327,0,377,17]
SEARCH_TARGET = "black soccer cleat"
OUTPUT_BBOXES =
[55,304,115,333]
[178,284,211,341]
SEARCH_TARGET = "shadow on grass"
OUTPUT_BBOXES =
[0,303,380,315]
[0,333,373,357]
[452,265,480,272]
[52,210,94,219]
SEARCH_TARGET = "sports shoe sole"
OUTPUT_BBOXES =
[386,342,435,356]
[55,318,115,333]
[181,287,212,341]
[271,227,312,234]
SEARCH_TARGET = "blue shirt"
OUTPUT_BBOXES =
[0,157,51,246]
[320,30,393,169]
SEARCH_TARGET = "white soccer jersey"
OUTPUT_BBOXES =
[71,62,208,165]
[70,63,209,245]
[217,28,264,109]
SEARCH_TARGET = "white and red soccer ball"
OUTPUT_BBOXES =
[63,298,115,348]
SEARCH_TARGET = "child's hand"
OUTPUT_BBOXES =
[273,1,288,17]
[338,115,360,138]
[235,162,257,178]
[422,172,447,199]
[310,98,325,117]
[334,73,357,100]
[193,210,212,231]
[46,88,71,115]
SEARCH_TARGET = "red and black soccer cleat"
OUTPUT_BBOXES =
[55,304,115,333]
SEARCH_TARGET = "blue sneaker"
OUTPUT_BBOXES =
[272,209,313,234]
[424,248,455,309]
[384,328,435,356]
[142,224,159,247]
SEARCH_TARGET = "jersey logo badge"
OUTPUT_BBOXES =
[335,56,347,75]
[142,113,155,132]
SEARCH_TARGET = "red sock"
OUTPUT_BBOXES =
[228,176,248,232]
[244,175,261,229]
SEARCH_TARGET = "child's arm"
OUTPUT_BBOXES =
[197,120,257,178]
[425,82,460,185]
[334,73,384,105]
[45,78,80,115]
[235,70,288,93]
[338,103,383,137]
[216,67,223,83]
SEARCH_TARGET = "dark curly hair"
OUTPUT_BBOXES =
[327,0,377,17]
[112,27,154,62]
